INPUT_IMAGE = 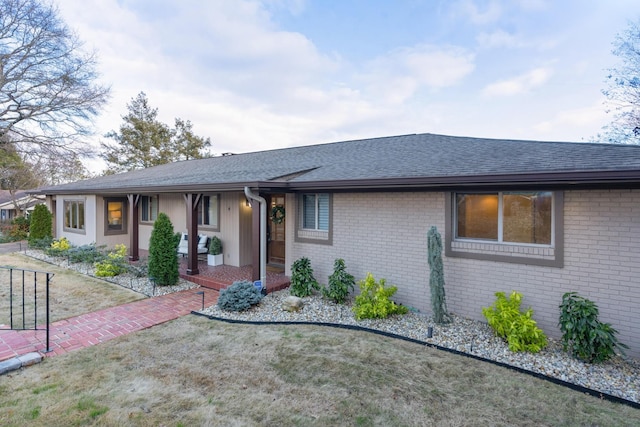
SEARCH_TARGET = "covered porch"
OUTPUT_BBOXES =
[177,257,290,294]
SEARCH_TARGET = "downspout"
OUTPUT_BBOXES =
[244,187,267,289]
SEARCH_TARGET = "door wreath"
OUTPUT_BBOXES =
[270,205,286,224]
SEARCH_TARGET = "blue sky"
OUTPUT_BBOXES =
[56,0,638,164]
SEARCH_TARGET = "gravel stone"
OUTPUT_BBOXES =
[201,290,640,405]
[23,249,198,296]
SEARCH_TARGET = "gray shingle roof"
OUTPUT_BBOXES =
[35,133,640,194]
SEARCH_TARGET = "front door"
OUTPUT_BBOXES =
[268,194,285,264]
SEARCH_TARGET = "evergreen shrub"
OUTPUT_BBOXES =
[217,280,264,311]
[353,273,408,320]
[148,213,179,286]
[28,204,52,246]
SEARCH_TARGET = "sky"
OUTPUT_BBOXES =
[55,0,640,170]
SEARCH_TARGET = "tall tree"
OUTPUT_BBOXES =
[0,142,42,216]
[0,0,110,154]
[172,117,211,161]
[100,92,211,173]
[601,19,640,144]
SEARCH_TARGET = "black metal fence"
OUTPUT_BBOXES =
[0,266,52,352]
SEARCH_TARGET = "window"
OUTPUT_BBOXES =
[198,195,219,229]
[301,193,329,231]
[140,195,158,222]
[105,198,127,235]
[455,192,552,245]
[64,199,85,232]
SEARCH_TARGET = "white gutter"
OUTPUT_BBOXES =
[244,187,266,289]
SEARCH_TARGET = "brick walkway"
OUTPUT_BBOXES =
[0,288,218,362]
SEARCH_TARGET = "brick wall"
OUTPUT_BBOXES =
[289,189,640,357]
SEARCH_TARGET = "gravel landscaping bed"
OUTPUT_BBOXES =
[200,289,640,405]
[23,249,198,296]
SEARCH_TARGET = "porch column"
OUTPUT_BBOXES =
[127,194,140,261]
[251,198,260,282]
[184,193,201,275]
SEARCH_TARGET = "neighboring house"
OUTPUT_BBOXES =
[0,190,45,222]
[31,133,640,357]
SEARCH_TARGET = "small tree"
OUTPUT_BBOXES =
[28,204,52,246]
[428,226,450,323]
[148,212,179,286]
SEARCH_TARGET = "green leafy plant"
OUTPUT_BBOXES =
[559,292,628,363]
[482,291,548,353]
[290,257,319,297]
[95,244,128,277]
[217,280,264,311]
[46,237,71,257]
[322,258,355,304]
[353,273,408,320]
[148,212,180,286]
[209,236,222,255]
[28,204,52,246]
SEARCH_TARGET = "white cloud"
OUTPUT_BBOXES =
[452,0,502,25]
[477,29,522,49]
[482,67,553,96]
[533,102,609,140]
[363,45,475,104]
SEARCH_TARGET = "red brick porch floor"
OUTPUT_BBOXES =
[177,257,291,293]
[0,288,219,363]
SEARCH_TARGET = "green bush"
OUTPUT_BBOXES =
[68,244,107,264]
[28,205,52,246]
[290,257,319,297]
[29,236,53,250]
[482,291,548,353]
[46,237,72,257]
[322,258,355,304]
[353,273,408,320]
[95,244,128,277]
[209,236,222,255]
[559,292,628,363]
[127,258,149,278]
[217,280,264,311]
[148,213,179,286]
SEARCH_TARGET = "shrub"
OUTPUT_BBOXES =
[217,280,264,311]
[148,213,179,286]
[559,292,628,363]
[353,273,408,320]
[46,237,71,257]
[290,257,319,297]
[29,236,53,250]
[10,216,30,241]
[209,236,222,255]
[127,258,149,278]
[322,258,355,304]
[68,244,107,264]
[482,291,548,353]
[28,205,52,246]
[95,244,128,277]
